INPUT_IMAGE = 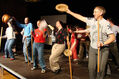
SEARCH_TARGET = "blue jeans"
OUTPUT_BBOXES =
[23,38,32,62]
[4,39,15,58]
[33,42,46,70]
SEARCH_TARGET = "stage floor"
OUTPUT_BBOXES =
[0,51,119,79]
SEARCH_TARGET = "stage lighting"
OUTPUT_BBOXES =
[25,0,40,2]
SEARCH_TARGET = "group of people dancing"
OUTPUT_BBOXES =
[1,5,119,79]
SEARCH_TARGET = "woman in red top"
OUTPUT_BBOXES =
[70,32,79,61]
[68,27,78,61]
[31,19,47,74]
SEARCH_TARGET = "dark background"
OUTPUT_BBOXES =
[0,0,119,26]
[0,0,119,51]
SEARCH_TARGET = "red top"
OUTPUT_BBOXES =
[32,28,46,43]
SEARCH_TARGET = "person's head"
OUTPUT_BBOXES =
[37,20,41,27]
[37,19,47,30]
[7,22,11,27]
[107,18,114,27]
[93,6,106,20]
[24,17,29,24]
[107,18,113,23]
[56,20,64,29]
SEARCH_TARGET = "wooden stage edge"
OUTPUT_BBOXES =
[0,63,26,79]
[0,51,119,79]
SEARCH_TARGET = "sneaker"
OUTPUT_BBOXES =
[10,58,15,60]
[73,59,79,64]
[25,61,28,63]
[31,67,36,70]
[41,69,46,74]
[3,56,8,58]
[73,59,78,61]
[3,56,6,58]
[53,69,61,74]
[86,55,89,58]
[14,53,18,56]
[30,61,33,64]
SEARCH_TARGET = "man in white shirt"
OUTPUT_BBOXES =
[65,6,115,79]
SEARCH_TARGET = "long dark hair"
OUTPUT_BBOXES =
[58,20,66,28]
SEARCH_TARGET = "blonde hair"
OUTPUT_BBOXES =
[95,6,106,16]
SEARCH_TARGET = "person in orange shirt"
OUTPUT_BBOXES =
[31,19,48,74]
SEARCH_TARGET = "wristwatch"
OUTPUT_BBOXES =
[102,42,105,46]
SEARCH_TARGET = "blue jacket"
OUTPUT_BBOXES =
[16,21,33,39]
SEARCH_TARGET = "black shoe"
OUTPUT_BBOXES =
[115,66,119,71]
[116,67,119,71]
[78,61,84,64]
[105,74,111,78]
[53,69,61,74]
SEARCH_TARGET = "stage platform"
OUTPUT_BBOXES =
[0,51,119,79]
